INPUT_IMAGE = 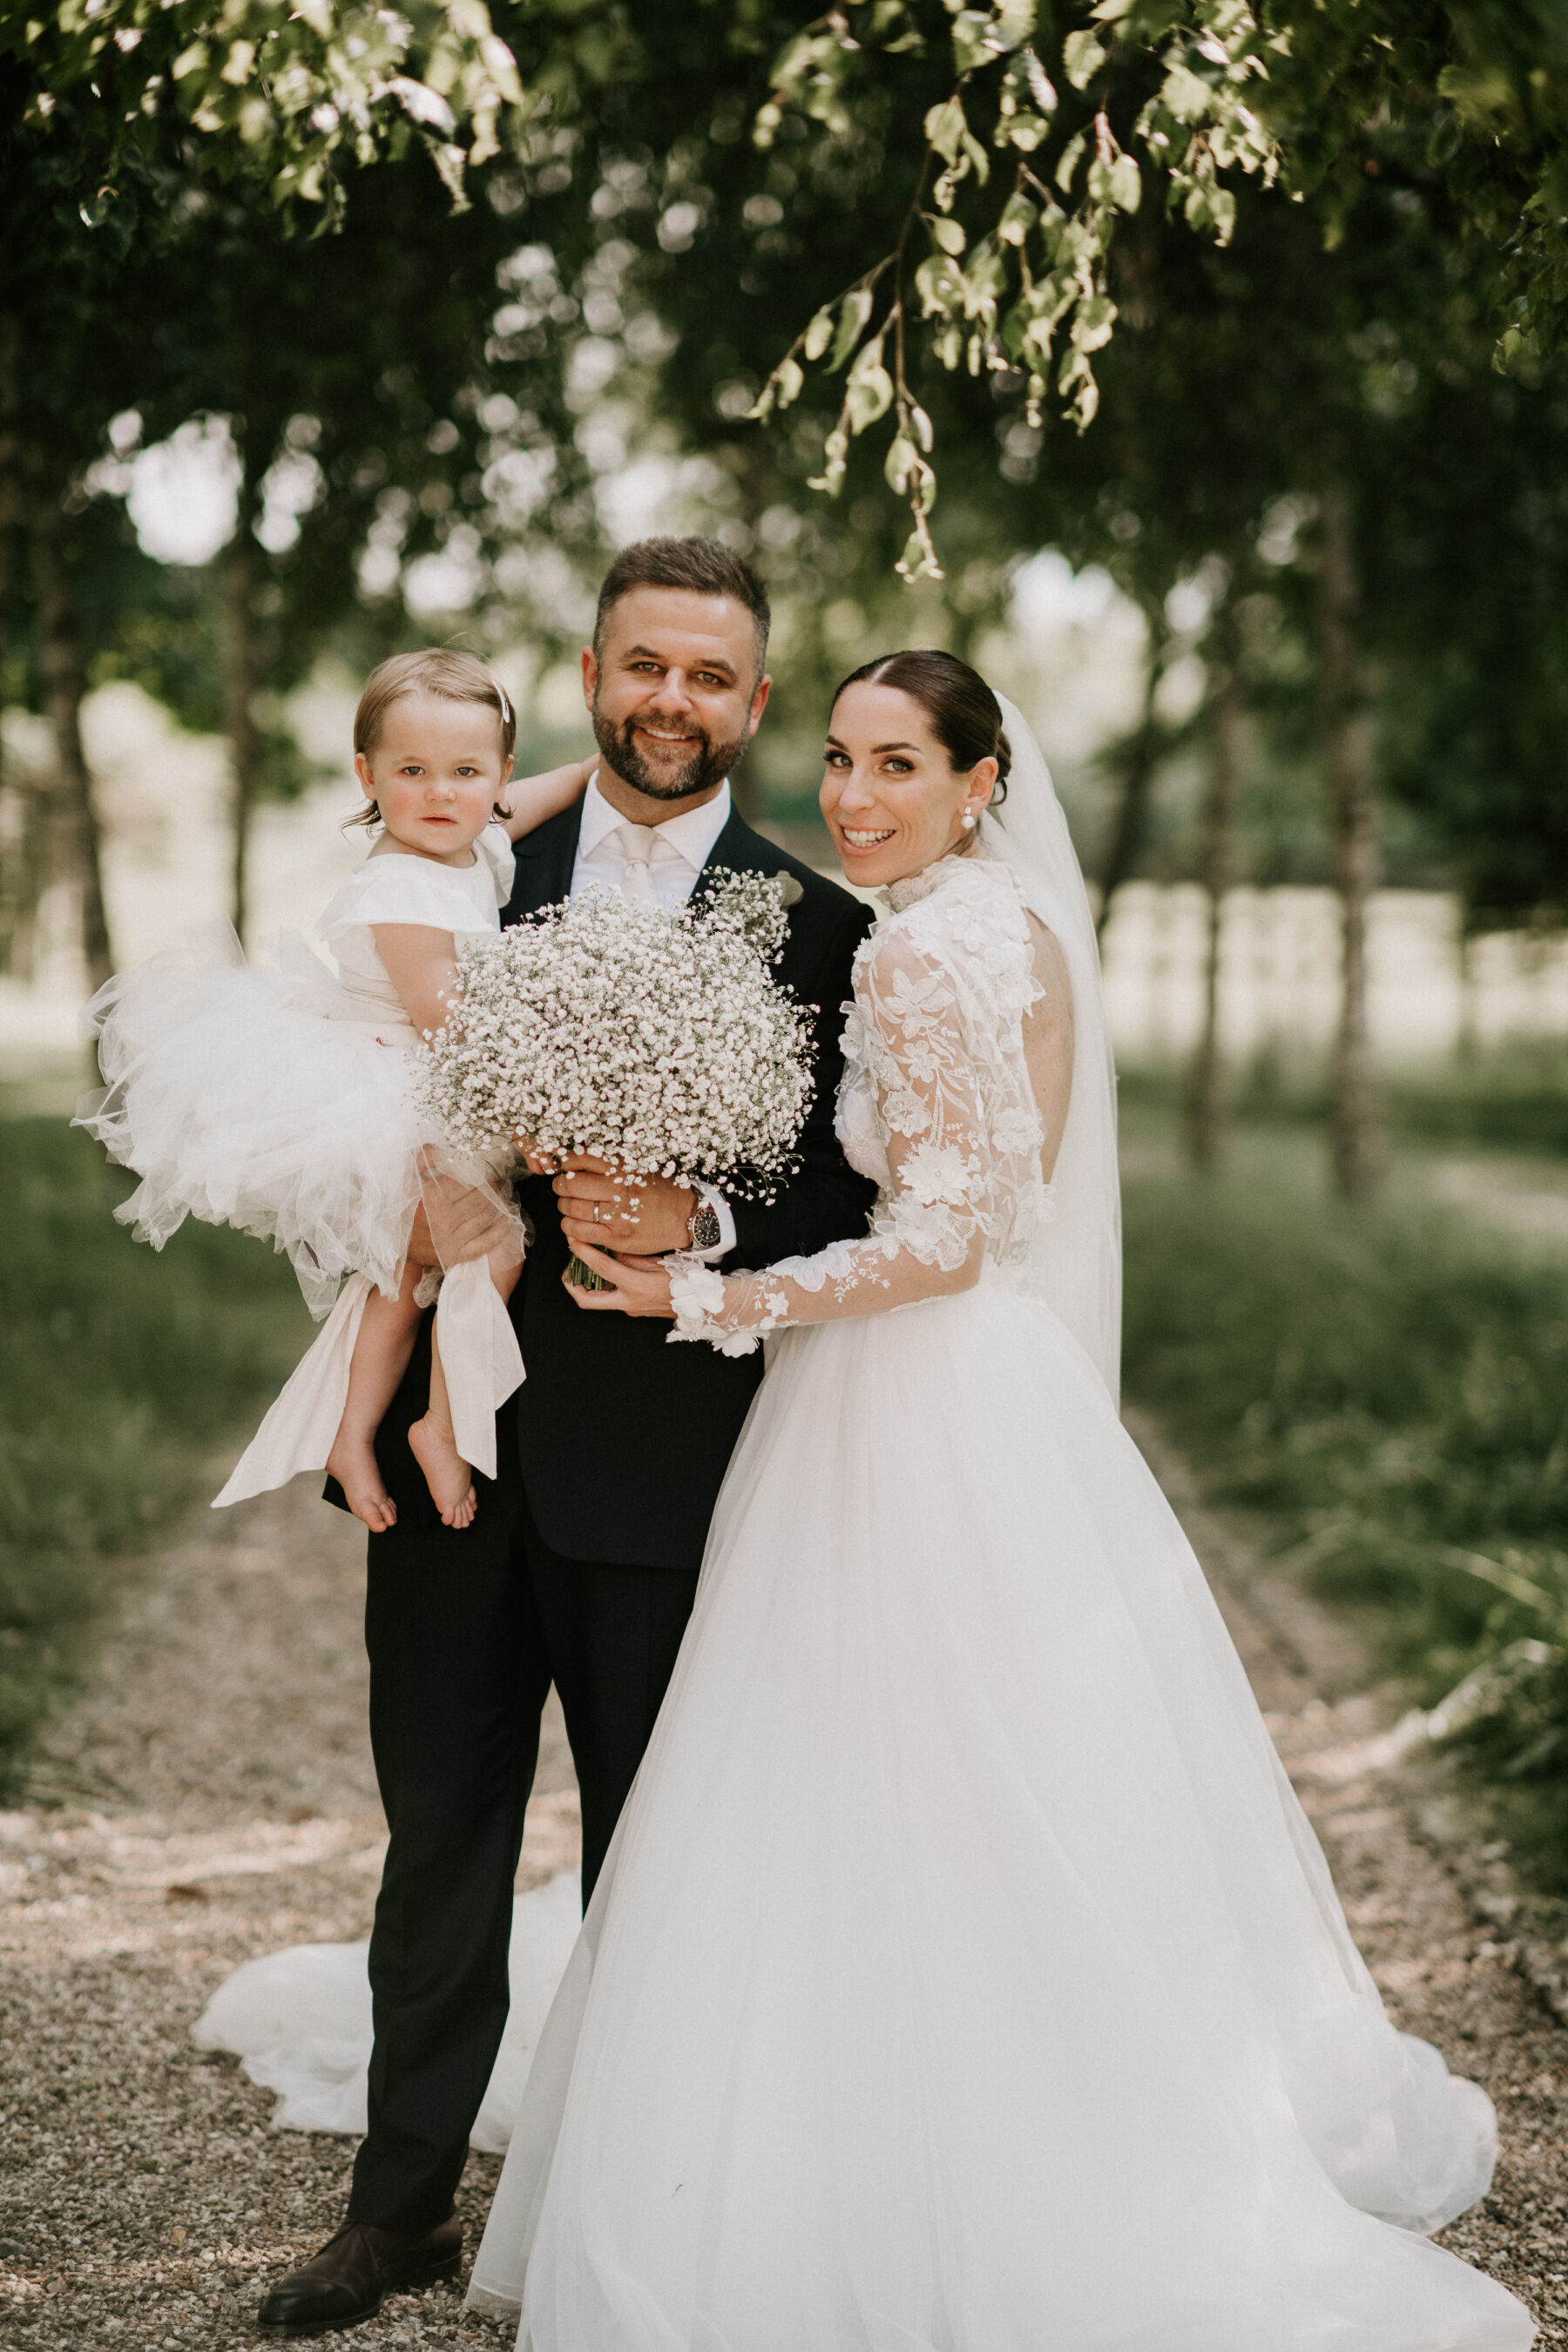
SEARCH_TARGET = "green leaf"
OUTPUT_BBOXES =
[1071,293,1118,350]
[808,425,850,496]
[1001,111,1050,152]
[846,362,894,432]
[896,528,932,580]
[1055,129,1085,192]
[1109,152,1140,211]
[916,252,966,315]
[884,432,916,490]
[830,286,875,370]
[1088,149,1140,213]
[1436,60,1520,130]
[951,10,994,76]
[1160,62,1213,124]
[1063,30,1105,91]
[804,307,835,361]
[993,0,1037,54]
[923,96,967,166]
[932,214,967,255]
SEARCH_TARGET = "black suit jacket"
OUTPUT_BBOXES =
[503,802,876,1570]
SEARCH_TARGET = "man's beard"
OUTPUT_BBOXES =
[591,701,747,803]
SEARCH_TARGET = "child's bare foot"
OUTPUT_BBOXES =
[409,1413,477,1529]
[325,1432,398,1533]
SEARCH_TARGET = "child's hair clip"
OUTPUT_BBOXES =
[497,683,513,730]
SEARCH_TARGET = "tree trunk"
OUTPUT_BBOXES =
[33,501,113,992]
[1455,924,1477,1066]
[0,305,17,685]
[1095,619,1171,944]
[0,305,28,976]
[223,511,265,944]
[1184,650,1242,1170]
[1316,474,1379,1202]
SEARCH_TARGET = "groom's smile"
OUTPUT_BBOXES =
[632,716,705,762]
[582,582,772,820]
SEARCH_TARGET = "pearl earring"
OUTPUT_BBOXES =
[960,810,977,831]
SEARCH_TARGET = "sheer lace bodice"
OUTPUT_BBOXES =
[670,854,1056,1353]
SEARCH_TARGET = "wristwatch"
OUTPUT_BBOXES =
[686,1196,723,1253]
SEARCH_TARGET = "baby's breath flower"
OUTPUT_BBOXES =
[416,869,814,1200]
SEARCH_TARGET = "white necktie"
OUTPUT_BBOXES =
[617,821,659,904]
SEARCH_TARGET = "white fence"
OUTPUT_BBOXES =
[1099,883,1568,1074]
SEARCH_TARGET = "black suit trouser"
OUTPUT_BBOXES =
[348,1376,699,2234]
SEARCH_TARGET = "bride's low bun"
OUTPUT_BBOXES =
[832,649,1010,804]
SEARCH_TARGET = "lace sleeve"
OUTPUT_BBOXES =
[667,927,995,1354]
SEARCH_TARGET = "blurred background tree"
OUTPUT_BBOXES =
[4,0,1568,1127]
[4,0,1568,1864]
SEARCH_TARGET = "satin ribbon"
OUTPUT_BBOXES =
[213,1262,524,1509]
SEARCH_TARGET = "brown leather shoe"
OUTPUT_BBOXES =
[256,2213,462,2335]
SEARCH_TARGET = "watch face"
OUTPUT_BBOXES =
[691,1202,722,1252]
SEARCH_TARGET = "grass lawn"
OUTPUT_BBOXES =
[1120,1104,1568,1886]
[0,1115,311,1791]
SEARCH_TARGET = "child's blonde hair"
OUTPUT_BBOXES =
[348,649,517,830]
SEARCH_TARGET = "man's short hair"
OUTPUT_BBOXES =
[593,536,771,673]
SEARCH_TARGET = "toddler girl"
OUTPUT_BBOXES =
[79,649,589,1531]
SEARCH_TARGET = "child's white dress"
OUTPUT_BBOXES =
[78,827,524,1500]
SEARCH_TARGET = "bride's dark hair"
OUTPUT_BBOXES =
[831,650,1010,802]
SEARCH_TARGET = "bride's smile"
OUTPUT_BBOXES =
[821,673,997,886]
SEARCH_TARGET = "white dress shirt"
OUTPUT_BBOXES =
[568,772,738,1259]
[571,774,733,912]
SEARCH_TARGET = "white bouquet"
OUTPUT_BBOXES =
[416,868,814,1280]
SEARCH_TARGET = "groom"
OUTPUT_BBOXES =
[259,537,877,2335]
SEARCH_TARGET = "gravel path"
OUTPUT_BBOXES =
[3,1436,1566,2347]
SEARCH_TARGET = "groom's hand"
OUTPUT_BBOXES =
[409,1158,517,1267]
[555,1154,696,1258]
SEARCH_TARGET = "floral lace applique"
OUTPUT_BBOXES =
[669,854,1050,1352]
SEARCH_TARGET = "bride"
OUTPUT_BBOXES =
[465,652,1531,2349]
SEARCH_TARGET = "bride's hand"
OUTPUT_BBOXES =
[563,1239,677,1318]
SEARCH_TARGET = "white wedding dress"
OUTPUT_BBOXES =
[460,719,1531,2348]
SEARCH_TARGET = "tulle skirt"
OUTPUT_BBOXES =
[78,934,429,1316]
[470,1275,1531,2350]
